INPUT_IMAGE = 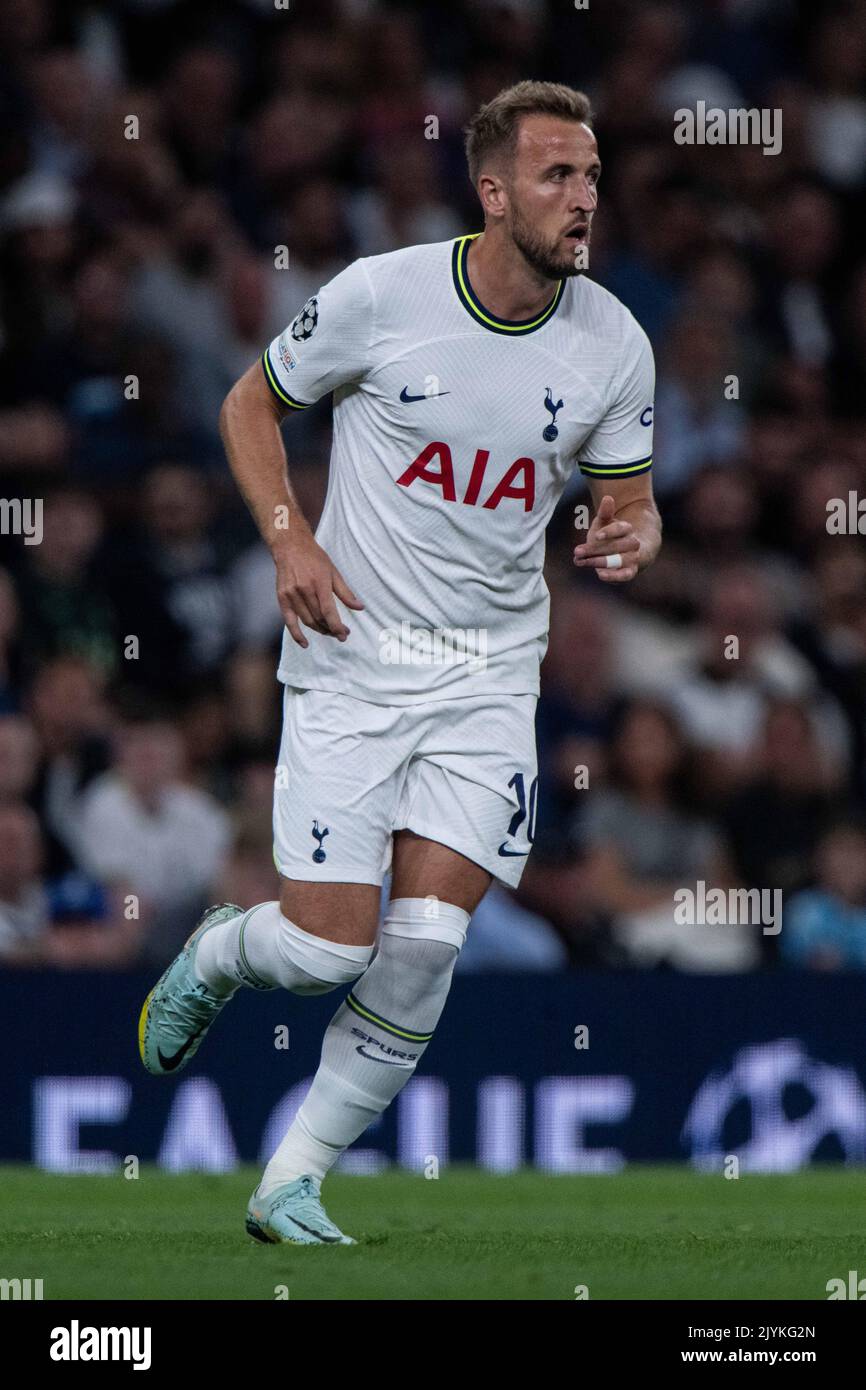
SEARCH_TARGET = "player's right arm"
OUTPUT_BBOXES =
[220,259,375,646]
[219,362,362,647]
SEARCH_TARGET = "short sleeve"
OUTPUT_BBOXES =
[578,316,655,479]
[261,258,375,412]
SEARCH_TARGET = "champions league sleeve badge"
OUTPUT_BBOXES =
[290,296,319,342]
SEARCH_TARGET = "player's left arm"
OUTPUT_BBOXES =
[575,472,662,584]
[573,313,660,584]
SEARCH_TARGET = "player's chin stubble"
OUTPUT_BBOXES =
[509,205,588,280]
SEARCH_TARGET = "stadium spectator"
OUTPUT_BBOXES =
[135,463,237,679]
[569,699,758,971]
[533,584,619,855]
[0,800,139,967]
[652,307,747,496]
[0,802,50,960]
[0,712,39,802]
[721,699,844,910]
[665,564,849,802]
[127,189,248,441]
[781,821,866,970]
[75,707,231,963]
[0,569,23,712]
[24,655,114,878]
[14,488,115,682]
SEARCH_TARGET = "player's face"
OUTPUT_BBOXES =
[505,115,600,279]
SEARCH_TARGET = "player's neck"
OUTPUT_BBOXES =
[466,229,560,322]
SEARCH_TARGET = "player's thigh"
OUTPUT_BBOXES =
[278,876,381,945]
[390,829,491,914]
[394,694,538,898]
[273,685,411,936]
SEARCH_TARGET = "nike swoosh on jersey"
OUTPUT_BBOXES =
[157,1026,206,1072]
[399,386,451,403]
[497,843,530,857]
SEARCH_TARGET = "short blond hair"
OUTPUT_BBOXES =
[464,80,594,185]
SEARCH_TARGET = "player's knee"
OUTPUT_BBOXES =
[381,898,471,957]
[278,912,374,995]
[348,899,470,1037]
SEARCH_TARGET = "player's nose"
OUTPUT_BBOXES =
[572,178,597,210]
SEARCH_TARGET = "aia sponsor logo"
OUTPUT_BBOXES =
[396,442,535,511]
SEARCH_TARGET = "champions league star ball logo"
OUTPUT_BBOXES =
[681,1039,866,1171]
[291,296,319,342]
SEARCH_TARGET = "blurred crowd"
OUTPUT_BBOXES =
[1,0,866,973]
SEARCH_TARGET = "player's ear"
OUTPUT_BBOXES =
[477,169,508,220]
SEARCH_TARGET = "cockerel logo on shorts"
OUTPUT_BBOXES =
[311,819,329,862]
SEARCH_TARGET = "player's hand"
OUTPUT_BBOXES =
[273,531,364,647]
[573,493,641,583]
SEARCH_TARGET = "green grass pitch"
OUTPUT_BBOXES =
[1,1165,863,1300]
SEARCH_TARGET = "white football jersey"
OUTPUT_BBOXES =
[262,234,655,703]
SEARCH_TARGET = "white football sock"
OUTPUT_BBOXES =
[259,898,469,1193]
[194,900,373,995]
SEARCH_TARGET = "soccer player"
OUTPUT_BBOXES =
[138,81,661,1244]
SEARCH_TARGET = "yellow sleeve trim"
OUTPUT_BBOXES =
[261,349,310,411]
[579,455,652,477]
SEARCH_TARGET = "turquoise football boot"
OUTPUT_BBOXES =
[246,1176,356,1246]
[138,902,252,1076]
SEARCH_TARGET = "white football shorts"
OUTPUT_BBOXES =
[273,685,539,888]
